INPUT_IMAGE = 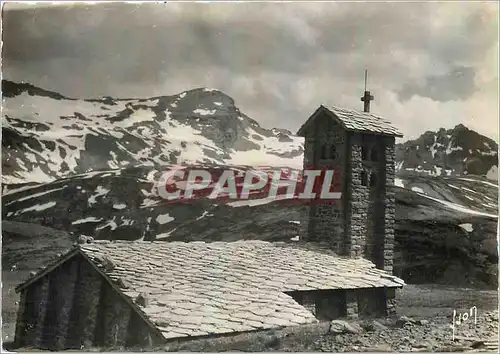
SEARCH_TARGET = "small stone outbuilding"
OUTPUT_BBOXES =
[14,240,404,350]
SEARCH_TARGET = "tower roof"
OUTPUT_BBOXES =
[297,105,403,138]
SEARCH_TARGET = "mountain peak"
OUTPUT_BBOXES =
[396,125,498,179]
[174,87,235,105]
[2,80,304,184]
[453,123,468,132]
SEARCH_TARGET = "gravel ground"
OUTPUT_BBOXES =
[272,310,499,352]
[270,285,499,353]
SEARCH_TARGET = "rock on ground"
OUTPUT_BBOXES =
[272,311,499,353]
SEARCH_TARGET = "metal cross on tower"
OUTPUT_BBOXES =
[361,69,374,113]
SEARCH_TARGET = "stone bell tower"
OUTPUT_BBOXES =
[296,77,403,275]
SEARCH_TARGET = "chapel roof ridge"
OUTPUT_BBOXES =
[297,104,403,138]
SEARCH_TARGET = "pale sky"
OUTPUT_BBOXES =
[2,1,499,142]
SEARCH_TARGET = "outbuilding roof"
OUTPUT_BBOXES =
[297,105,403,138]
[17,240,405,340]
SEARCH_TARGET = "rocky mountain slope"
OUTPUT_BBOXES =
[2,165,498,287]
[395,125,498,179]
[1,80,498,289]
[2,80,303,185]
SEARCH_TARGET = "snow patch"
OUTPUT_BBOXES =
[196,211,210,220]
[433,166,443,176]
[193,108,216,116]
[2,183,47,196]
[459,223,474,232]
[18,201,57,214]
[141,198,161,208]
[72,217,103,225]
[461,187,476,193]
[88,186,110,206]
[156,228,177,239]
[117,109,156,128]
[486,165,498,181]
[4,185,67,206]
[156,213,174,224]
[411,187,424,194]
[79,170,122,180]
[25,152,37,163]
[479,150,497,156]
[3,165,54,184]
[458,177,498,188]
[446,140,463,155]
[227,127,303,169]
[418,193,498,218]
[429,141,444,158]
[394,178,405,188]
[96,217,118,231]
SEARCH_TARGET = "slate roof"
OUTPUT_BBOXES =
[297,105,404,138]
[18,240,405,341]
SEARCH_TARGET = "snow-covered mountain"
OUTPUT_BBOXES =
[396,125,498,180]
[3,80,498,186]
[2,80,303,185]
[1,80,498,290]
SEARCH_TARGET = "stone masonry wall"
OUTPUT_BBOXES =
[53,260,80,349]
[383,138,396,274]
[363,136,377,264]
[344,133,368,258]
[365,136,387,269]
[345,291,359,320]
[385,288,397,317]
[14,256,163,350]
[73,259,163,349]
[67,256,103,349]
[287,288,395,320]
[33,276,50,347]
[302,113,346,253]
[344,133,396,273]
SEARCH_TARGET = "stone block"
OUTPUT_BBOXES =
[345,292,358,320]
[329,320,361,334]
